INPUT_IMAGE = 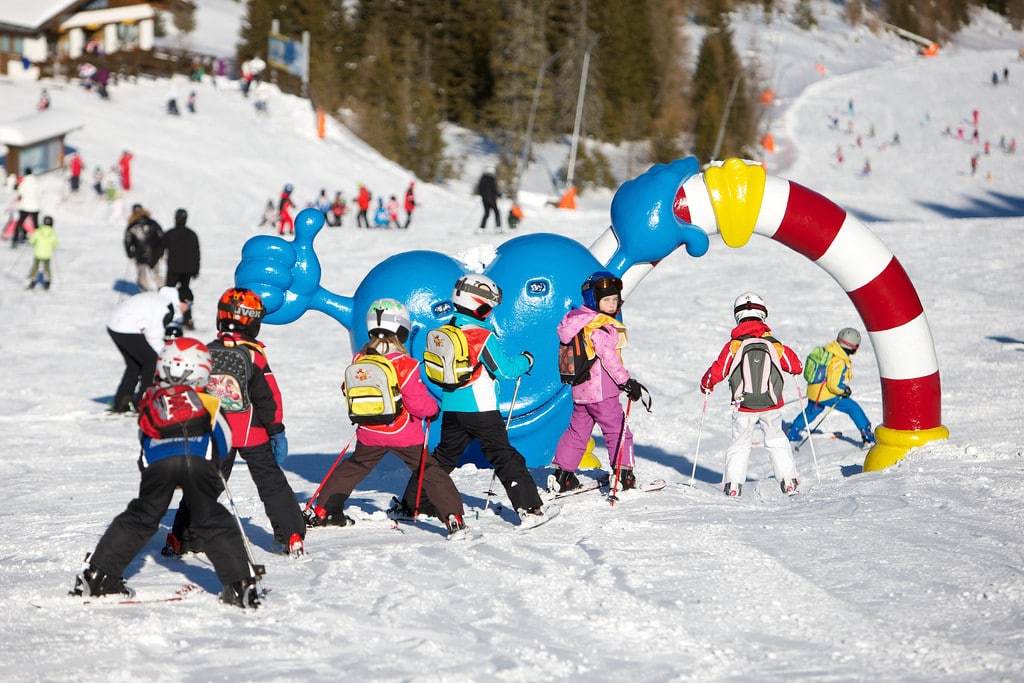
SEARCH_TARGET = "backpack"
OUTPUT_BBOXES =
[206,345,252,413]
[803,346,833,384]
[558,328,596,386]
[728,335,785,410]
[138,384,211,439]
[423,323,479,390]
[343,352,404,425]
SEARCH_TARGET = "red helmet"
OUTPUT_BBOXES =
[217,287,265,337]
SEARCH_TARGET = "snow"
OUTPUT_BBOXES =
[2,3,1023,681]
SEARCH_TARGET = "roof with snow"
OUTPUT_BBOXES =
[0,1,81,30]
[0,111,84,147]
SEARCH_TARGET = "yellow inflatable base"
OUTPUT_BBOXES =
[863,424,950,472]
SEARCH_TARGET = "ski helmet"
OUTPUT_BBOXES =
[164,324,183,341]
[174,208,188,227]
[366,298,411,343]
[452,274,502,319]
[42,215,53,226]
[217,287,265,337]
[837,327,862,354]
[157,337,212,388]
[733,292,768,323]
[581,271,624,312]
[283,184,294,194]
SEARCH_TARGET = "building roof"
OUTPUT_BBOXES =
[0,1,80,31]
[0,111,85,147]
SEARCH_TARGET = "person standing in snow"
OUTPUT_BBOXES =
[305,299,469,537]
[549,272,646,493]
[314,188,332,221]
[278,184,295,235]
[355,182,371,228]
[386,194,400,228]
[396,275,547,525]
[477,166,501,231]
[26,215,58,290]
[699,293,802,497]
[403,181,416,229]
[11,167,42,248]
[786,328,876,447]
[329,191,347,227]
[68,152,83,194]
[124,203,165,291]
[71,337,261,609]
[373,196,390,228]
[163,208,200,329]
[118,150,133,191]
[106,286,190,413]
[167,288,306,558]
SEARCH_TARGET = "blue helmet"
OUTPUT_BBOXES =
[284,184,294,194]
[581,271,623,312]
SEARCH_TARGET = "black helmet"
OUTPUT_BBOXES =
[42,216,54,226]
[174,208,188,227]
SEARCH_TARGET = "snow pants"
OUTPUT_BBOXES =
[90,456,250,587]
[787,396,871,438]
[173,442,305,548]
[553,396,634,472]
[480,200,501,230]
[108,329,158,411]
[404,410,542,514]
[723,408,798,486]
[318,441,464,520]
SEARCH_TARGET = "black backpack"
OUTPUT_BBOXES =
[728,335,785,410]
[558,328,596,386]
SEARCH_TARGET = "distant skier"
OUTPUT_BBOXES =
[278,184,295,235]
[477,166,501,231]
[355,182,371,228]
[403,182,415,229]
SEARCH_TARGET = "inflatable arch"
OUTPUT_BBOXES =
[233,157,946,473]
[593,157,948,471]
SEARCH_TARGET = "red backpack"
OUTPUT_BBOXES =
[137,385,212,439]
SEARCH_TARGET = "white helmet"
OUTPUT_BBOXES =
[733,292,768,323]
[366,298,411,343]
[452,274,502,318]
[157,337,213,388]
[837,327,862,353]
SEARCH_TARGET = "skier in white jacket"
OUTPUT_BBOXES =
[12,168,42,247]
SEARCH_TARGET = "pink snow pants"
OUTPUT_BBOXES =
[553,396,633,472]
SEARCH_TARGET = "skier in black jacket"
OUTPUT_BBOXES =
[124,204,165,291]
[163,208,200,328]
[477,166,501,231]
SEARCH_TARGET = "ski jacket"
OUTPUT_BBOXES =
[28,224,58,260]
[16,174,41,212]
[806,340,854,404]
[124,209,165,266]
[208,332,284,448]
[357,187,371,210]
[700,320,802,413]
[404,187,415,212]
[107,287,183,352]
[477,173,498,205]
[557,307,630,404]
[138,392,232,467]
[353,347,438,448]
[278,193,294,216]
[441,311,531,413]
[163,223,200,275]
[70,155,83,177]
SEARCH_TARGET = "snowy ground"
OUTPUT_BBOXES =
[1,2,1023,681]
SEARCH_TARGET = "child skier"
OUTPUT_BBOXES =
[386,194,400,229]
[26,215,58,290]
[305,299,469,537]
[278,184,295,235]
[166,288,306,557]
[71,337,261,608]
[700,293,803,497]
[329,191,347,227]
[373,197,390,228]
[549,271,645,493]
[786,327,876,446]
[397,274,548,525]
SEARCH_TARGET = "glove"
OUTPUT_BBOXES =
[700,381,713,395]
[270,431,288,467]
[522,351,534,374]
[621,378,644,402]
[841,387,852,398]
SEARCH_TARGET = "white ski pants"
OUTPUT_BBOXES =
[723,407,799,486]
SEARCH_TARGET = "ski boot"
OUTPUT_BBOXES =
[780,478,799,495]
[69,555,133,598]
[618,468,637,491]
[304,505,354,528]
[723,481,742,497]
[547,468,581,493]
[220,578,260,609]
[445,514,470,540]
[860,426,876,446]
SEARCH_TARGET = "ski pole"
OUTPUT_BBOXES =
[217,470,268,596]
[609,399,634,506]
[689,394,709,487]
[413,419,432,522]
[302,431,357,512]
[796,385,822,482]
[483,375,522,513]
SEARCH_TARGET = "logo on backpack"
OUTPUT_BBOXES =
[138,385,211,440]
[803,346,832,384]
[558,328,596,386]
[343,353,404,425]
[423,324,478,390]
[728,336,785,410]
[207,346,251,412]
